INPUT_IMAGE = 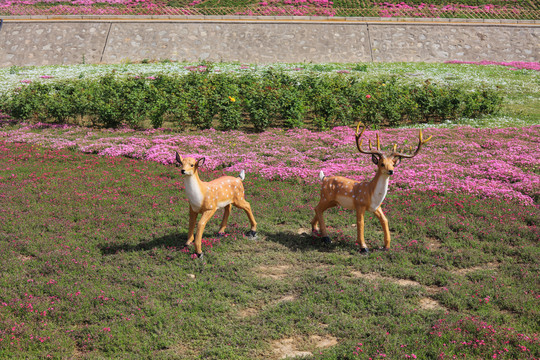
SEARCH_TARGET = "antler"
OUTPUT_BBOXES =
[391,129,432,159]
[355,121,383,157]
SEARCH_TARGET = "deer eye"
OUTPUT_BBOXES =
[191,164,194,167]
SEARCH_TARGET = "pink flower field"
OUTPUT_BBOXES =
[1,122,538,206]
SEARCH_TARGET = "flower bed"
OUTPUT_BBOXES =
[0,0,537,19]
[1,122,538,205]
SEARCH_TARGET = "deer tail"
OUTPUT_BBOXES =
[238,170,245,181]
[319,171,325,181]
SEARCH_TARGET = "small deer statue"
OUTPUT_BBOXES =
[311,122,432,254]
[175,152,257,258]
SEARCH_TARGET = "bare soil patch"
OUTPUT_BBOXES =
[425,237,443,250]
[17,254,34,262]
[453,262,499,275]
[350,270,422,287]
[272,335,338,359]
[350,269,448,311]
[238,307,259,318]
[418,297,446,311]
[425,286,444,295]
[237,294,298,319]
[158,341,196,357]
[275,294,298,303]
[256,265,292,280]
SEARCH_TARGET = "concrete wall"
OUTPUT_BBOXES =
[0,17,538,67]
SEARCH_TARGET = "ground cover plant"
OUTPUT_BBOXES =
[0,122,539,359]
[0,0,537,19]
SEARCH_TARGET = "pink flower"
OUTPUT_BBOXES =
[366,94,372,99]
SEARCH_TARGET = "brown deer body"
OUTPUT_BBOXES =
[311,122,431,254]
[176,152,257,258]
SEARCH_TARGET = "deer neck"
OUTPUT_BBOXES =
[183,172,206,212]
[367,170,390,212]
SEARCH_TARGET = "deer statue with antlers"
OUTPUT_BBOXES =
[175,152,257,259]
[311,122,432,254]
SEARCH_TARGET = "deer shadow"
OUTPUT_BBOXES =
[263,230,361,254]
[98,229,384,257]
[99,232,187,255]
[264,227,392,256]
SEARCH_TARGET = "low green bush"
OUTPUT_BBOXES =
[0,70,502,130]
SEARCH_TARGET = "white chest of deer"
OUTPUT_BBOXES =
[369,175,390,212]
[183,175,206,212]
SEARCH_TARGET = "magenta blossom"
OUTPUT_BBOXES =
[1,123,538,205]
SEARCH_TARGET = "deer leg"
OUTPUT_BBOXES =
[217,204,232,236]
[185,207,198,246]
[356,208,369,254]
[234,198,257,237]
[310,214,319,232]
[374,207,391,250]
[313,201,336,244]
[194,209,217,256]
[310,202,323,232]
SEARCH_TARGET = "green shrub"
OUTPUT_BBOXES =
[243,81,279,132]
[1,82,49,122]
[0,70,504,130]
[462,87,503,118]
[309,75,355,129]
[149,75,189,128]
[90,75,153,128]
[278,86,306,128]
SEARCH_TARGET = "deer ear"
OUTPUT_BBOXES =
[393,157,402,167]
[175,152,183,165]
[371,154,379,165]
[196,157,206,168]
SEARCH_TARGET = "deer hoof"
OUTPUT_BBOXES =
[245,230,257,239]
[216,232,226,238]
[321,236,332,245]
[195,252,204,260]
[359,248,369,255]
[380,247,390,251]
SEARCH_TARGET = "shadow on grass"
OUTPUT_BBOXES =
[99,229,385,257]
[264,230,361,254]
[99,232,187,255]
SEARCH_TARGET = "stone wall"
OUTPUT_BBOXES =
[0,17,538,67]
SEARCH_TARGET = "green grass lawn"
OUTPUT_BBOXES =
[0,140,538,359]
[1,61,538,358]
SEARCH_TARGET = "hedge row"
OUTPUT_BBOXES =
[0,69,503,131]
